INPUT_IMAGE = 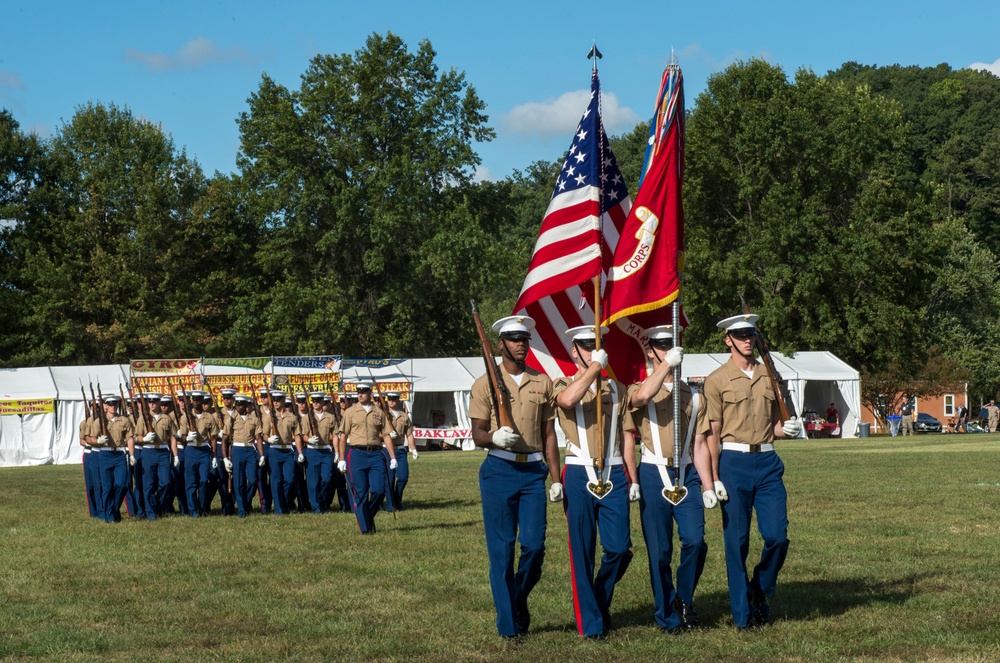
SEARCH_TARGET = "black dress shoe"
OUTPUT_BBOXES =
[673,597,700,630]
[750,588,771,626]
[514,605,530,634]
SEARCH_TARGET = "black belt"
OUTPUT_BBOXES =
[351,444,383,452]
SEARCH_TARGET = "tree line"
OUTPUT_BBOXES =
[3,32,999,418]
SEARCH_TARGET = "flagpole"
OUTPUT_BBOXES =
[593,276,607,494]
[668,54,683,487]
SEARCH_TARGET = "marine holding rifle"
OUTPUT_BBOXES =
[700,313,802,630]
[553,325,636,640]
[85,394,134,523]
[340,381,396,534]
[625,325,712,634]
[469,315,561,641]
[132,392,178,521]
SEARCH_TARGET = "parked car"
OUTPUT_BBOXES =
[915,412,942,433]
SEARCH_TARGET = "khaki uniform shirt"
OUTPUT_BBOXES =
[262,410,301,448]
[225,412,262,444]
[389,410,411,445]
[308,411,339,447]
[103,414,134,448]
[134,413,178,449]
[342,403,389,447]
[179,411,221,446]
[702,358,779,444]
[553,377,625,458]
[79,417,95,448]
[624,380,704,462]
[469,366,555,454]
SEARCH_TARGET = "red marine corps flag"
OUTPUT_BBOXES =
[600,57,686,385]
[512,67,633,379]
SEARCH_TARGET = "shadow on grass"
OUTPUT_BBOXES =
[396,498,482,510]
[602,573,932,631]
[389,519,483,532]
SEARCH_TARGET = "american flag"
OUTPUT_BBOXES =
[512,71,632,379]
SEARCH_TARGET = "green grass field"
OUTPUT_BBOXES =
[2,434,1000,662]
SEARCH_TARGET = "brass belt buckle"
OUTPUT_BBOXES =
[515,453,527,463]
[749,444,761,453]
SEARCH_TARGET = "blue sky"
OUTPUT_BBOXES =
[3,1,999,182]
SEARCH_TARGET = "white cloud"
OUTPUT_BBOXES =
[0,70,25,90]
[472,165,493,183]
[502,90,640,138]
[968,58,1000,77]
[125,37,256,72]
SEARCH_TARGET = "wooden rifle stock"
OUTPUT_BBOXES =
[738,294,792,422]
[470,300,514,430]
[165,377,183,430]
[91,382,109,442]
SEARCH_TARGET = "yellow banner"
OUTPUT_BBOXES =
[131,375,202,393]
[343,381,412,401]
[130,359,200,374]
[272,373,342,395]
[0,399,55,415]
[203,374,273,404]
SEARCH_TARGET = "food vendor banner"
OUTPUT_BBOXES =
[202,357,270,371]
[272,355,341,370]
[0,399,55,415]
[343,380,412,400]
[272,373,342,395]
[203,374,273,404]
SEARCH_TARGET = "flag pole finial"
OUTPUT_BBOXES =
[668,47,679,68]
[587,41,603,70]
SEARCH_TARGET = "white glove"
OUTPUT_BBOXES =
[782,417,802,438]
[665,346,684,368]
[714,480,729,502]
[390,431,399,440]
[410,448,418,460]
[143,432,156,443]
[128,455,136,466]
[97,435,110,446]
[297,453,305,464]
[258,455,266,467]
[186,431,199,442]
[702,489,718,509]
[628,483,641,502]
[267,435,280,444]
[389,459,398,470]
[548,482,564,502]
[337,460,347,472]
[491,426,520,449]
[308,436,320,445]
[223,458,233,473]
[211,457,218,470]
[590,348,609,368]
[172,456,180,468]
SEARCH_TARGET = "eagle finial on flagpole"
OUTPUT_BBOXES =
[587,40,603,70]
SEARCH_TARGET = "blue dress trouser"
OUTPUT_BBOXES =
[329,465,351,512]
[184,445,212,516]
[346,447,387,533]
[206,441,235,515]
[258,446,272,513]
[97,450,128,523]
[268,447,296,514]
[127,447,144,518]
[562,463,632,637]
[142,448,171,520]
[168,447,188,514]
[83,451,101,518]
[638,462,708,630]
[304,447,333,514]
[231,446,260,517]
[719,449,789,628]
[389,447,410,511]
[479,454,548,638]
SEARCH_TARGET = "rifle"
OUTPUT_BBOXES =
[81,385,96,440]
[325,374,342,427]
[306,393,321,440]
[165,377,183,430]
[136,377,155,433]
[119,385,133,422]
[91,382,110,445]
[470,299,515,430]
[132,380,153,433]
[739,294,792,422]
[178,380,198,442]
